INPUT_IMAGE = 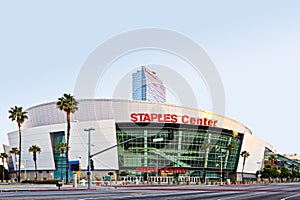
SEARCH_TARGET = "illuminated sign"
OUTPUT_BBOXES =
[135,167,188,174]
[130,113,218,127]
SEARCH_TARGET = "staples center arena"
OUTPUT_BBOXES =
[5,99,278,183]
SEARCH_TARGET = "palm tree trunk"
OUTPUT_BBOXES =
[242,158,245,183]
[18,124,21,183]
[66,112,71,184]
[35,161,37,180]
[14,154,18,180]
[34,153,37,180]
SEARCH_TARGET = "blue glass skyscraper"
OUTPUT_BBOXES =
[132,66,166,103]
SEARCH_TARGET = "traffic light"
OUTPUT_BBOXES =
[124,141,129,150]
[168,130,174,140]
[90,159,94,171]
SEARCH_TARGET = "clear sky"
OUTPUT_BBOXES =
[1,0,300,154]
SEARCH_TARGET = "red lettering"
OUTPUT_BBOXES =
[197,118,203,125]
[130,113,138,122]
[138,113,144,121]
[181,115,189,124]
[164,114,171,122]
[203,118,208,126]
[171,114,178,123]
[131,113,218,127]
[143,113,151,122]
[213,120,218,127]
[207,120,213,126]
[158,114,164,122]
[151,113,158,121]
[190,117,196,124]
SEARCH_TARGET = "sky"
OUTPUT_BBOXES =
[1,0,300,154]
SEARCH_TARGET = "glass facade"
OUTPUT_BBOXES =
[116,123,242,182]
[50,131,67,181]
[132,66,166,103]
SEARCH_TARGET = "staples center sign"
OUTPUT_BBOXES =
[130,113,218,127]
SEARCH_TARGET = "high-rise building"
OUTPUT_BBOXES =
[132,66,166,102]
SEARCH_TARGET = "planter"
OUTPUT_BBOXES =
[196,182,201,185]
[168,181,173,185]
[178,182,183,185]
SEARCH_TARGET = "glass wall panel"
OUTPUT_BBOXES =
[116,123,242,182]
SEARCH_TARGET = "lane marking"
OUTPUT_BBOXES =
[281,193,300,200]
[217,192,268,200]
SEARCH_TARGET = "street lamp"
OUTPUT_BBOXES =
[216,145,225,186]
[257,161,262,182]
[84,128,95,190]
[218,155,224,186]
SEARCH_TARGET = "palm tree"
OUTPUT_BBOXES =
[240,150,250,183]
[0,153,8,182]
[57,93,79,183]
[226,143,236,179]
[56,142,68,156]
[9,147,20,180]
[201,140,211,183]
[9,106,28,182]
[56,142,68,181]
[29,145,41,180]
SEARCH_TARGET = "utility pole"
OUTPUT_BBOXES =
[220,154,223,186]
[84,128,95,190]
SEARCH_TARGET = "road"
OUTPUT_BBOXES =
[1,183,300,199]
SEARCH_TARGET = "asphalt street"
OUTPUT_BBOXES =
[1,183,300,200]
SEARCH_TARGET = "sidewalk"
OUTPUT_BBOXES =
[0,183,98,192]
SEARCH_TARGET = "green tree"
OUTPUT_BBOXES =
[56,142,67,156]
[226,143,236,179]
[9,147,20,180]
[29,145,41,180]
[261,168,280,179]
[9,106,28,182]
[240,150,250,183]
[0,153,8,182]
[57,93,79,183]
[280,166,291,179]
[268,155,277,167]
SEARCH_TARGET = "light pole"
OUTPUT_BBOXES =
[216,145,224,186]
[218,155,223,186]
[84,128,95,190]
[257,161,262,182]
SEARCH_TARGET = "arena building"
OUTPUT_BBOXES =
[5,99,277,183]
